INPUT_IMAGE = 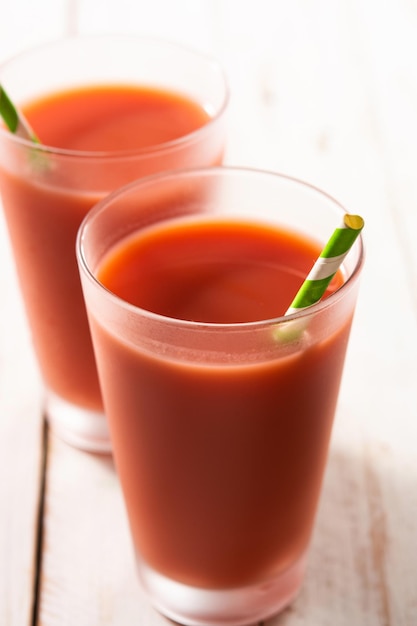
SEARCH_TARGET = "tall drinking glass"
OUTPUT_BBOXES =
[77,167,364,625]
[0,35,228,452]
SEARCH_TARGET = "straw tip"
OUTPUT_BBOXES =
[344,214,364,231]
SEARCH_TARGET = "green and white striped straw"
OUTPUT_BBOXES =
[285,213,364,315]
[0,84,39,143]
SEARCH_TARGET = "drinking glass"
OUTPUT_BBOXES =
[77,166,364,624]
[0,35,228,452]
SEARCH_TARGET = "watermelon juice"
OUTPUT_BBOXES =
[0,36,228,451]
[77,167,364,624]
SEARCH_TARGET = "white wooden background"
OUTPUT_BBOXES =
[1,1,417,625]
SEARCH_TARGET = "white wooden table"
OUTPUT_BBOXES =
[1,1,416,625]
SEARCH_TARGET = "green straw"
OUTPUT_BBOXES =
[0,84,39,143]
[285,213,364,315]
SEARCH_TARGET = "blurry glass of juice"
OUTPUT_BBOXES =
[77,167,364,624]
[0,35,228,452]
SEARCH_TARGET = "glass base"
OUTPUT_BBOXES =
[45,391,112,454]
[137,552,307,626]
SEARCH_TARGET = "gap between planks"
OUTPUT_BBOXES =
[30,416,49,626]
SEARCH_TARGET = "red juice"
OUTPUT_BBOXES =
[90,217,351,588]
[0,85,219,411]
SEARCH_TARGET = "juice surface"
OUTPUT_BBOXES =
[0,85,216,410]
[98,217,343,322]
[24,85,211,151]
[92,218,351,588]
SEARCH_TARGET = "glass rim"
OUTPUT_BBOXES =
[0,33,229,160]
[77,165,365,332]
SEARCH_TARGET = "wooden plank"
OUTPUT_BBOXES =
[351,0,417,307]
[336,3,417,623]
[37,435,170,626]
[0,210,44,626]
[0,3,72,625]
